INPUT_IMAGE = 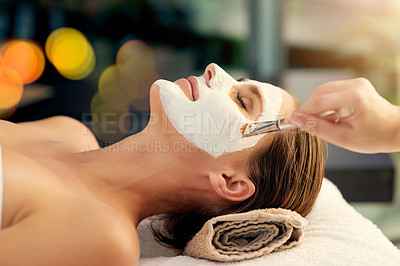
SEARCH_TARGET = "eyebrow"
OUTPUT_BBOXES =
[237,78,264,117]
[248,85,264,113]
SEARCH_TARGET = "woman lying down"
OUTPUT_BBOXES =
[0,63,324,265]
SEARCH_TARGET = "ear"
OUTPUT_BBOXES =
[208,170,255,202]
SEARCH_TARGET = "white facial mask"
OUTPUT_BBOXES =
[156,64,282,157]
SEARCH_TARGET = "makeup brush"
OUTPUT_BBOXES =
[228,108,354,141]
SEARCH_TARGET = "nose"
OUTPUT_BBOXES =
[202,63,216,87]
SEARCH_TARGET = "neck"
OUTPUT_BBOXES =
[62,128,213,226]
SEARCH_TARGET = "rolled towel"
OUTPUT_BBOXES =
[183,208,307,262]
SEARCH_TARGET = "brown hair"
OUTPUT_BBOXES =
[151,129,324,250]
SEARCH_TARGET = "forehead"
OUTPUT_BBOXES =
[278,90,296,118]
[248,80,279,99]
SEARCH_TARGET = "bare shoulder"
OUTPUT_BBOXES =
[68,207,140,266]
[10,116,99,151]
[76,205,141,265]
[0,200,139,266]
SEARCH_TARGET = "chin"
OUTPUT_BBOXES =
[146,83,174,135]
[149,82,161,105]
[147,83,162,120]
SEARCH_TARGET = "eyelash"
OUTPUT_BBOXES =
[236,92,247,110]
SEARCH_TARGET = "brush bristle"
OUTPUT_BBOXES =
[240,124,248,137]
[229,121,249,141]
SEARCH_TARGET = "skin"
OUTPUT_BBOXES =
[286,77,400,153]
[0,64,294,266]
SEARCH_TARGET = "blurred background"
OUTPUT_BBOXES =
[0,0,399,248]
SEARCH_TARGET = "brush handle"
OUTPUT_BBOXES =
[276,118,298,131]
[243,119,296,138]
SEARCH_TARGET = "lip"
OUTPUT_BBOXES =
[187,76,199,101]
[175,76,199,101]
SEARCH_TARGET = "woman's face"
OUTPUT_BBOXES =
[150,63,293,158]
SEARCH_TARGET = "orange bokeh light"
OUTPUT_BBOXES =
[0,66,24,110]
[0,40,45,84]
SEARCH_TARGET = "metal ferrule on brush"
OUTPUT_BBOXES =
[242,118,297,138]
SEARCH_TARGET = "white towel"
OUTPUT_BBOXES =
[139,179,400,265]
[183,208,307,262]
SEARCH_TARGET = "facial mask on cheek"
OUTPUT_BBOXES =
[156,64,282,158]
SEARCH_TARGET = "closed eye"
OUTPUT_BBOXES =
[231,80,264,120]
[236,92,247,110]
